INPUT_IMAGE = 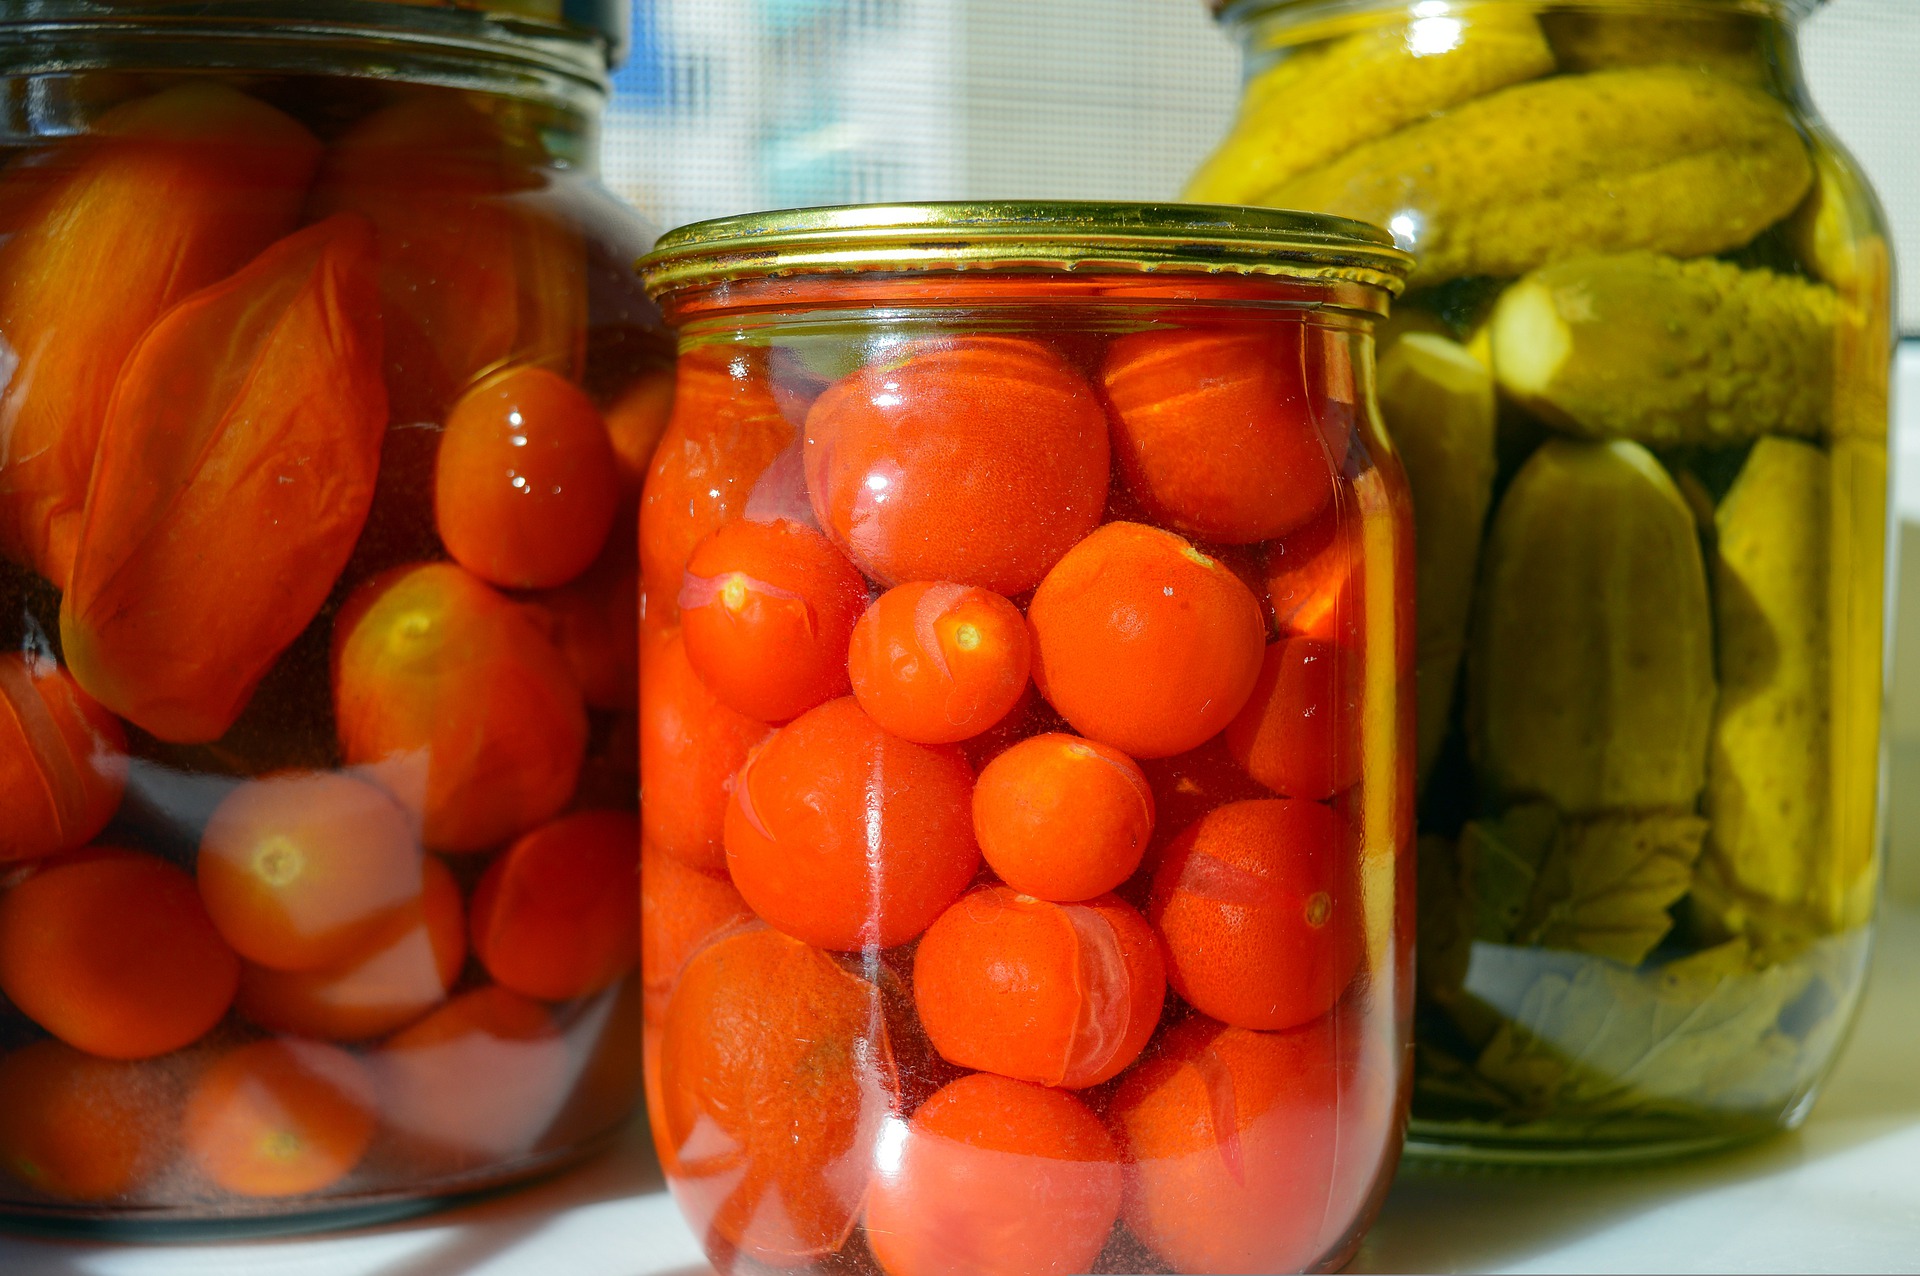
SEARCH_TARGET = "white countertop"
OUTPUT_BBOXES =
[5,344,1917,1276]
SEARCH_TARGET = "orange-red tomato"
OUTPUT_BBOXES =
[605,365,676,494]
[1109,1012,1342,1275]
[235,854,465,1043]
[971,733,1153,902]
[1027,522,1265,759]
[640,838,752,1024]
[724,697,979,951]
[0,847,238,1060]
[848,581,1031,745]
[1223,638,1363,801]
[471,809,639,1002]
[912,886,1164,1089]
[311,91,583,426]
[61,214,387,744]
[1263,496,1362,647]
[864,1073,1122,1276]
[523,524,641,712]
[657,926,896,1266]
[639,344,793,601]
[197,771,424,973]
[436,365,621,590]
[0,653,127,862]
[1101,323,1337,545]
[377,985,572,1164]
[804,337,1110,594]
[1150,798,1359,1032]
[678,517,867,723]
[639,628,769,875]
[0,82,321,587]
[332,562,588,852]
[0,1040,176,1202]
[183,1038,376,1199]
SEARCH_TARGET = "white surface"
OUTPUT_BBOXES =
[4,901,1918,1274]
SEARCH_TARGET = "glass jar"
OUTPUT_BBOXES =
[1191,0,1896,1163]
[0,0,664,1230]
[637,202,1415,1276]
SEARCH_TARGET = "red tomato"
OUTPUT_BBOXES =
[639,627,769,874]
[971,732,1153,902]
[0,653,127,863]
[183,1039,376,1199]
[848,581,1031,745]
[1223,638,1363,801]
[470,810,640,1002]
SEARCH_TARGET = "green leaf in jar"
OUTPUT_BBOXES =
[1516,811,1708,965]
[1458,803,1557,944]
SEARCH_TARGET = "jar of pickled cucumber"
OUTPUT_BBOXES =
[0,0,664,1230]
[637,202,1415,1276]
[1190,0,1896,1163]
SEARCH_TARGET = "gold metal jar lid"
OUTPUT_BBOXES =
[638,201,1413,303]
[1212,0,1820,18]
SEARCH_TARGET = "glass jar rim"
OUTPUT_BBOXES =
[1212,0,1822,24]
[639,201,1414,305]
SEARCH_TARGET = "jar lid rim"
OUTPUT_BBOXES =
[638,201,1414,301]
[0,0,626,70]
[1213,0,1821,21]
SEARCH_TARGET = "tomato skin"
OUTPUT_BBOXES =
[640,838,751,1025]
[332,562,587,853]
[848,581,1031,745]
[0,847,239,1060]
[61,214,387,745]
[0,82,321,588]
[1027,522,1266,759]
[1102,323,1337,545]
[0,1040,178,1202]
[912,886,1165,1090]
[1223,638,1363,801]
[436,365,621,590]
[470,810,639,1002]
[1108,1012,1343,1275]
[723,697,979,952]
[604,366,676,495]
[804,337,1110,595]
[0,653,127,863]
[971,732,1153,902]
[657,926,897,1267]
[639,627,768,874]
[864,1073,1122,1276]
[678,518,867,724]
[184,1039,377,1199]
[1150,798,1360,1032]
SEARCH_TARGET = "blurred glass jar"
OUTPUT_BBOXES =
[637,202,1415,1276]
[0,0,666,1230]
[1190,0,1896,1163]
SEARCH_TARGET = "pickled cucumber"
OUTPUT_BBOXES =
[1469,439,1716,815]
[1377,332,1497,787]
[1184,12,1553,205]
[1489,252,1836,446]
[1271,68,1812,285]
[1542,11,1766,84]
[1700,438,1830,933]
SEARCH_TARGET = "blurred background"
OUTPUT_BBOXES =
[602,0,1920,898]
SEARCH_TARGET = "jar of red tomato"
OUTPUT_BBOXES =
[637,203,1416,1276]
[0,0,661,1230]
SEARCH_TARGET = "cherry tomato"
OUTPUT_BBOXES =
[1223,638,1363,801]
[724,697,979,951]
[639,344,793,601]
[804,337,1110,594]
[436,365,620,590]
[183,1038,376,1199]
[848,581,1031,745]
[0,653,127,863]
[679,517,867,723]
[604,364,675,494]
[1263,496,1361,646]
[1109,1012,1342,1275]
[1102,323,1337,545]
[0,847,238,1059]
[864,1073,1122,1276]
[235,854,465,1042]
[912,886,1164,1089]
[377,985,571,1165]
[523,531,640,711]
[971,733,1153,902]
[1027,522,1265,759]
[197,770,424,972]
[0,1040,176,1202]
[332,562,587,852]
[641,838,752,1024]
[1149,798,1359,1031]
[657,926,896,1266]
[471,809,639,1002]
[639,627,769,874]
